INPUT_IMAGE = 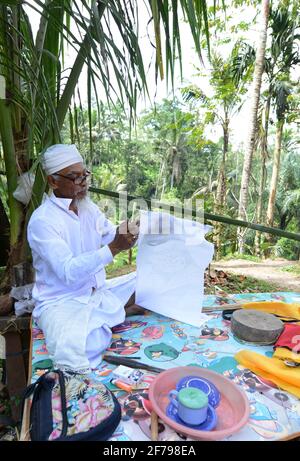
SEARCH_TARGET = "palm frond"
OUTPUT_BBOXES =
[181,85,208,104]
[231,41,255,85]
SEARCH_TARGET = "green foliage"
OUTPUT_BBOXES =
[0,266,5,283]
[274,237,300,260]
[222,253,261,262]
[270,141,300,233]
[182,43,251,127]
[106,247,137,278]
[62,90,300,263]
[0,0,220,276]
[281,264,300,275]
[1,0,300,268]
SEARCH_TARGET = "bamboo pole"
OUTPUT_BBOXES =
[89,187,300,243]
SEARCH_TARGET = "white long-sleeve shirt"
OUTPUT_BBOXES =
[27,193,116,319]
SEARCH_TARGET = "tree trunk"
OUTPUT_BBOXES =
[254,95,271,257]
[266,119,284,229]
[237,0,270,254]
[214,118,229,260]
[254,156,267,257]
[0,100,24,252]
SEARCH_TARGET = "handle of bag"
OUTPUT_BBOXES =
[20,374,45,427]
[21,369,69,439]
[57,370,69,438]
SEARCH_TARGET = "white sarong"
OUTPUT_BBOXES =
[38,272,136,372]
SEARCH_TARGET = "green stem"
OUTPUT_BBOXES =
[56,2,106,130]
[0,99,23,246]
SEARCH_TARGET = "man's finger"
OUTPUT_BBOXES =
[128,220,139,236]
[118,220,129,235]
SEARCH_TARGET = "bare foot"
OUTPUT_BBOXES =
[125,303,145,317]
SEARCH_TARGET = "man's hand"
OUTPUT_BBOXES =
[108,220,139,257]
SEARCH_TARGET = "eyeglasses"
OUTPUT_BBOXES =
[53,170,91,185]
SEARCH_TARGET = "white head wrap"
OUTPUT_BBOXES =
[42,144,84,175]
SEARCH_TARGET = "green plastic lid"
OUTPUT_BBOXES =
[178,387,208,409]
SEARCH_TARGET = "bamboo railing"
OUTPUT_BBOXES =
[89,186,300,243]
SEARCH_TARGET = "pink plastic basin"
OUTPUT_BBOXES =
[149,366,250,441]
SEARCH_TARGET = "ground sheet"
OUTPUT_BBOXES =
[31,292,300,441]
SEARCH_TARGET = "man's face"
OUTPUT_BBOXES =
[48,162,89,199]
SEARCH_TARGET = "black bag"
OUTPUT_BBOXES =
[22,370,121,441]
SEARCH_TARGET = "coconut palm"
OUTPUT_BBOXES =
[236,0,270,253]
[259,4,300,252]
[182,48,250,258]
[265,3,300,230]
[237,0,300,254]
[0,0,213,289]
[275,146,300,232]
[253,98,270,256]
[266,80,291,226]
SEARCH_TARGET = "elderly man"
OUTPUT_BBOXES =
[27,144,140,373]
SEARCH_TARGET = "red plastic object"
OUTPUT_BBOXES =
[149,366,250,441]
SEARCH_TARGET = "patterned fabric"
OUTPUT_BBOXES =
[46,372,116,440]
[32,291,300,441]
[235,350,300,398]
[274,324,300,351]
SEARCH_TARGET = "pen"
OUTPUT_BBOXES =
[105,355,141,360]
[103,355,164,374]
